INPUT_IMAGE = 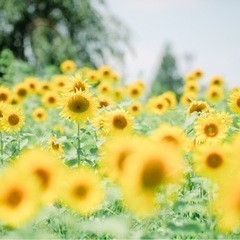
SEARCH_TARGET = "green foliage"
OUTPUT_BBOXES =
[150,44,183,98]
[0,0,130,69]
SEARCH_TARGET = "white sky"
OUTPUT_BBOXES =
[106,0,240,89]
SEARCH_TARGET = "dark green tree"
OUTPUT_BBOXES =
[0,0,130,70]
[150,44,183,98]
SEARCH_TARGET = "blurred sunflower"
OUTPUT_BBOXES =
[192,69,204,79]
[0,167,41,227]
[192,143,234,182]
[9,93,22,105]
[60,90,98,124]
[48,136,64,155]
[127,101,143,116]
[0,86,11,103]
[60,167,104,215]
[97,81,112,96]
[98,65,113,81]
[184,81,199,93]
[86,69,101,83]
[180,92,197,106]
[51,75,68,92]
[206,86,224,102]
[15,148,65,204]
[150,123,189,152]
[13,82,29,100]
[126,83,144,99]
[38,80,52,94]
[98,95,114,109]
[24,76,39,94]
[146,96,168,115]
[228,88,240,114]
[60,59,76,73]
[187,100,210,116]
[210,75,224,87]
[112,87,125,102]
[42,91,59,108]
[32,107,47,122]
[101,109,133,136]
[161,91,177,109]
[1,106,25,133]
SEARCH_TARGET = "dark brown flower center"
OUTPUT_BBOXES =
[113,115,127,129]
[99,100,109,108]
[236,97,240,108]
[48,97,56,103]
[51,141,60,150]
[73,184,88,199]
[0,93,8,101]
[8,114,20,125]
[37,113,43,118]
[68,96,90,113]
[132,106,139,111]
[73,82,85,92]
[34,168,50,189]
[157,103,163,109]
[17,88,27,97]
[189,103,206,114]
[206,153,222,168]
[131,89,139,95]
[142,160,164,189]
[163,135,178,145]
[117,150,130,171]
[204,123,218,137]
[5,188,23,208]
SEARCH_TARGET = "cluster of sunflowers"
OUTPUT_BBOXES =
[0,59,240,236]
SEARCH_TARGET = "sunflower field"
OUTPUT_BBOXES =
[0,60,240,239]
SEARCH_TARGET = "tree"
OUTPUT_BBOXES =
[0,0,130,70]
[150,44,183,98]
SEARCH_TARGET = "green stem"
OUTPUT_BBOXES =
[77,123,81,166]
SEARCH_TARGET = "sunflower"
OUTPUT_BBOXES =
[187,100,210,116]
[53,124,65,134]
[112,87,125,102]
[146,96,168,115]
[101,109,133,136]
[66,73,90,93]
[98,94,114,109]
[194,112,230,144]
[51,74,68,92]
[111,71,120,83]
[192,69,204,79]
[184,81,199,93]
[86,69,101,83]
[0,102,8,121]
[38,80,52,95]
[0,86,11,103]
[127,101,143,116]
[210,75,224,87]
[206,86,224,102]
[13,83,29,100]
[150,123,189,152]
[97,81,112,96]
[161,91,177,109]
[60,59,76,73]
[1,106,25,133]
[98,65,113,81]
[15,148,66,204]
[126,83,144,99]
[192,142,234,182]
[42,91,59,108]
[24,76,39,94]
[32,107,47,122]
[48,136,64,155]
[99,135,143,183]
[228,88,240,114]
[9,93,22,105]
[60,167,104,215]
[180,92,197,106]
[0,167,41,227]
[184,72,196,82]
[60,90,98,124]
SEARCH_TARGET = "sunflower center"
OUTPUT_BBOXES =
[131,89,139,95]
[206,153,222,168]
[0,110,3,118]
[5,188,23,208]
[103,70,109,76]
[190,86,195,91]
[73,184,88,199]
[17,88,27,97]
[102,87,107,92]
[8,114,20,126]
[204,123,218,137]
[132,106,138,111]
[68,96,90,113]
[35,168,50,189]
[43,85,49,90]
[37,113,43,118]
[48,97,56,103]
[99,100,109,108]
[59,82,64,87]
[211,92,218,98]
[214,80,220,85]
[189,104,206,114]
[163,135,178,145]
[113,115,127,129]
[142,160,164,189]
[74,82,85,92]
[157,103,163,109]
[0,93,8,101]
[117,150,130,171]
[236,97,240,108]
[51,141,60,150]
[30,83,36,89]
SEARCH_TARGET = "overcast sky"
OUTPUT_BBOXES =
[106,0,240,89]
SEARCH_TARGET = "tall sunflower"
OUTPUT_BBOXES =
[60,167,104,215]
[60,90,98,124]
[1,106,25,133]
[101,109,133,136]
[194,112,230,144]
